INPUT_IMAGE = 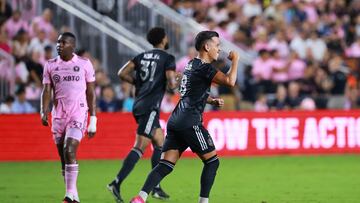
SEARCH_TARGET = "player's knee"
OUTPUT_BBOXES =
[157,159,175,176]
[203,155,219,172]
[135,136,151,151]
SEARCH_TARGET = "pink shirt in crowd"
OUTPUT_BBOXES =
[31,16,54,38]
[176,56,191,72]
[346,42,360,58]
[252,57,273,81]
[268,39,289,58]
[4,18,29,39]
[288,59,306,80]
[42,54,95,118]
[269,58,288,82]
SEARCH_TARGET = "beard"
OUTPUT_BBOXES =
[164,42,169,50]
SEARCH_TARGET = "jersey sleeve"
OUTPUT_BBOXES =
[200,64,218,83]
[85,60,96,82]
[42,62,51,84]
[165,54,176,71]
[131,54,141,68]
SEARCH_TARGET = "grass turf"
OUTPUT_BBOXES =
[0,155,359,203]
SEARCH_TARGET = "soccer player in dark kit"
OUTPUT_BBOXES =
[107,27,177,203]
[130,30,239,203]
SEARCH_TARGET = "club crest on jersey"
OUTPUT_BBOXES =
[73,66,80,72]
[52,74,61,83]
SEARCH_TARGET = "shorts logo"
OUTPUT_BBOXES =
[52,74,61,83]
[73,66,80,72]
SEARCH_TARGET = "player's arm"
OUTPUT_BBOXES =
[40,84,52,126]
[212,51,239,87]
[166,70,178,90]
[118,60,135,84]
[206,96,224,107]
[86,81,97,138]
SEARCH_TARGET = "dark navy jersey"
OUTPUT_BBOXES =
[132,49,176,115]
[167,58,218,130]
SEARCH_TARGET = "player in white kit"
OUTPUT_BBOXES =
[40,32,97,203]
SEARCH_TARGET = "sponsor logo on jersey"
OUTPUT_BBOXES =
[63,75,80,81]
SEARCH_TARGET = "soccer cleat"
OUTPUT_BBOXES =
[62,196,73,203]
[151,187,170,200]
[107,181,124,203]
[129,196,145,203]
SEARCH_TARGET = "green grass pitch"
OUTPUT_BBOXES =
[0,155,359,203]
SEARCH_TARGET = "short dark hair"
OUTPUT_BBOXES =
[194,31,219,51]
[61,32,76,44]
[147,27,166,47]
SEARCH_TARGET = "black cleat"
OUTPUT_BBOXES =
[107,181,124,203]
[151,187,170,200]
[63,196,73,203]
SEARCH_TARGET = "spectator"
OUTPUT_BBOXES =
[242,0,262,19]
[0,0,12,24]
[2,10,29,39]
[11,85,36,113]
[288,51,306,81]
[30,8,54,39]
[176,47,196,72]
[287,81,303,109]
[305,31,328,62]
[27,29,50,58]
[11,0,36,22]
[269,85,288,110]
[0,95,14,114]
[26,50,43,88]
[269,49,288,84]
[254,94,269,112]
[12,29,29,60]
[97,85,122,112]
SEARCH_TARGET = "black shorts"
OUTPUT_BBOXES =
[134,110,160,138]
[163,125,216,155]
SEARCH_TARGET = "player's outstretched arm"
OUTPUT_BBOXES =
[40,84,52,126]
[86,82,97,138]
[212,51,239,87]
[118,60,136,84]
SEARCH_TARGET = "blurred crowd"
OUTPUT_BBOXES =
[171,0,360,111]
[1,0,360,114]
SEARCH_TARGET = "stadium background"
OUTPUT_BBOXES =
[0,0,360,202]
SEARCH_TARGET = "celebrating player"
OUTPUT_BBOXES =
[130,30,239,203]
[40,32,97,203]
[107,27,177,203]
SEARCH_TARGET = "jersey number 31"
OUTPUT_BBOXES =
[140,60,157,82]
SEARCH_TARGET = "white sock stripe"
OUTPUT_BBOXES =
[206,156,218,164]
[193,126,205,150]
[144,111,157,134]
[131,148,143,157]
[159,160,174,169]
[65,164,78,167]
